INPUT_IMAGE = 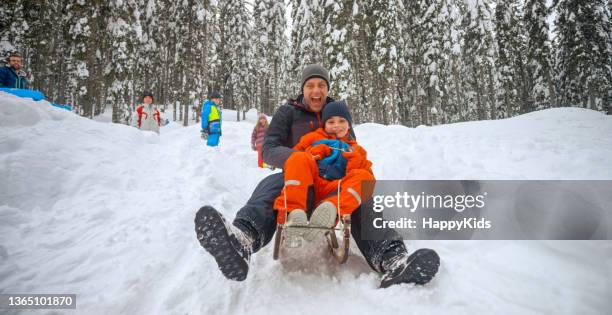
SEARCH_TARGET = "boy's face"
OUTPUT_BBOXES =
[324,116,350,138]
[143,96,153,104]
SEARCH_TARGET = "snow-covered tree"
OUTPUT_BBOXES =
[324,0,353,102]
[459,0,497,121]
[369,0,403,124]
[290,0,326,91]
[220,0,255,118]
[555,0,612,112]
[66,0,106,118]
[344,0,373,124]
[525,0,556,110]
[253,0,288,114]
[133,0,158,98]
[0,0,28,58]
[495,0,528,118]
[5,0,608,126]
[107,0,139,123]
[419,0,461,125]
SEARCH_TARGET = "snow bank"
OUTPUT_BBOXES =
[358,107,612,180]
[1,93,611,314]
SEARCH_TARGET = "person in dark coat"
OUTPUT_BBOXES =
[194,64,440,288]
[0,52,29,89]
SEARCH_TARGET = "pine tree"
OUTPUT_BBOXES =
[134,0,158,98]
[172,0,208,126]
[555,0,612,111]
[255,0,288,114]
[220,0,254,119]
[269,0,289,111]
[192,1,213,122]
[252,0,268,114]
[369,0,403,124]
[401,0,427,126]
[348,0,374,124]
[0,0,27,57]
[205,2,222,100]
[525,0,556,110]
[66,0,106,118]
[255,0,289,114]
[290,0,326,92]
[324,0,353,102]
[107,0,138,123]
[440,0,462,124]
[459,0,497,121]
[152,0,173,108]
[418,0,461,125]
[495,0,528,118]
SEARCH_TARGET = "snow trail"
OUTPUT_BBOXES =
[1,93,611,314]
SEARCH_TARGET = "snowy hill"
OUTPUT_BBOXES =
[1,92,611,315]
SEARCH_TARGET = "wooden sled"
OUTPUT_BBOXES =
[273,215,351,264]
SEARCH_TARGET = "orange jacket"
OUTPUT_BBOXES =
[293,128,373,174]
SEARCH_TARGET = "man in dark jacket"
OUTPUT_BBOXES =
[195,64,440,288]
[0,52,29,89]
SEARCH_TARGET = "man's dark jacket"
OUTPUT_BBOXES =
[262,95,335,168]
[0,66,28,89]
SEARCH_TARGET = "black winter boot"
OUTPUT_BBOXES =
[380,248,440,288]
[195,206,254,281]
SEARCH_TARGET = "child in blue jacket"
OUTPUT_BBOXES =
[201,91,223,147]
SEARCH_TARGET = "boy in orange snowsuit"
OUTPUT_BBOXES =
[273,100,374,239]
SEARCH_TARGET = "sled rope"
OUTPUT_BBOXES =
[282,180,300,224]
[337,179,342,224]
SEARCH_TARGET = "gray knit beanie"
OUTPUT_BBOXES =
[301,64,330,92]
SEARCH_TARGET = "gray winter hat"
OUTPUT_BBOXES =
[301,64,330,92]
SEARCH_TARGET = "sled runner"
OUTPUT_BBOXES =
[273,212,351,264]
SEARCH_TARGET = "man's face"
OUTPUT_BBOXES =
[303,77,328,113]
[8,57,22,71]
[143,96,153,104]
[212,98,222,106]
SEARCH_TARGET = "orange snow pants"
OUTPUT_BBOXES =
[273,151,374,224]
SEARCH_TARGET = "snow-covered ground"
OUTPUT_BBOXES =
[1,92,611,315]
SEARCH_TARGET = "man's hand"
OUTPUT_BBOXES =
[201,129,208,140]
[306,144,331,160]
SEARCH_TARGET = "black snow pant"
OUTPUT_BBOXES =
[233,173,407,273]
